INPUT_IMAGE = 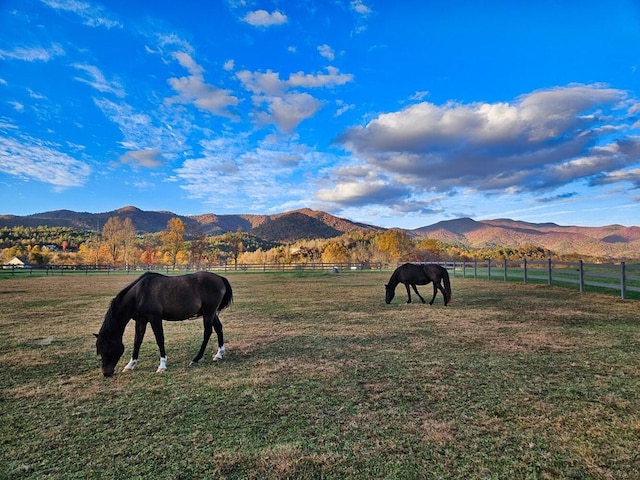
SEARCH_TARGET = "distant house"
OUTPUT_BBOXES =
[4,256,31,268]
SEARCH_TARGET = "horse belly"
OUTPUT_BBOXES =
[156,296,202,321]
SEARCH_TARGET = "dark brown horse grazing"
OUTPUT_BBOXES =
[95,271,233,377]
[385,263,452,305]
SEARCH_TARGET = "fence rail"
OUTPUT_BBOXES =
[2,259,639,300]
[442,259,640,300]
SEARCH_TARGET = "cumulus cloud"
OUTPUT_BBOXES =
[242,9,287,27]
[350,0,372,16]
[119,149,166,168]
[237,67,354,132]
[318,44,335,61]
[327,84,640,208]
[166,53,239,118]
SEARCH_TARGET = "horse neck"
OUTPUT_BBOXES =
[388,270,400,288]
[101,293,132,337]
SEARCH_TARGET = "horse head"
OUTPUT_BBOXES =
[94,333,125,377]
[384,284,395,304]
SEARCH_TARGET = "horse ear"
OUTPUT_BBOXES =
[93,333,99,338]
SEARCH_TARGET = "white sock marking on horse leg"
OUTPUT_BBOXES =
[213,345,225,361]
[123,358,138,371]
[156,356,167,373]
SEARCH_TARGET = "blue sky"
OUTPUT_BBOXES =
[1,0,639,229]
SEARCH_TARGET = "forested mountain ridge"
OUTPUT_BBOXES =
[1,206,639,259]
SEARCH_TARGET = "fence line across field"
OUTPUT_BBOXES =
[443,258,640,300]
[3,259,639,300]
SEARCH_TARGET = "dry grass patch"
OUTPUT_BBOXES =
[1,271,639,479]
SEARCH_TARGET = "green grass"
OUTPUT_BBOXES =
[1,272,639,479]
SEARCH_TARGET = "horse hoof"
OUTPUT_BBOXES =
[213,355,223,362]
[189,361,199,367]
[156,367,166,373]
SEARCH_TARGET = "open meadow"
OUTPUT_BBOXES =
[1,271,639,479]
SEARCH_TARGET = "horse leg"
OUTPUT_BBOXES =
[411,284,426,304]
[149,319,168,373]
[190,315,213,366]
[404,283,412,303]
[434,280,448,305]
[212,315,225,361]
[123,320,147,371]
[429,282,438,305]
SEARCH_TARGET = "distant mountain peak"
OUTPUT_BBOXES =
[0,206,638,260]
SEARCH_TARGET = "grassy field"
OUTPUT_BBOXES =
[1,271,639,479]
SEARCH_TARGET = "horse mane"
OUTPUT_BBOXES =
[101,272,154,334]
[386,267,400,288]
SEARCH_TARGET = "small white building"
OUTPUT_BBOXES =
[4,256,31,268]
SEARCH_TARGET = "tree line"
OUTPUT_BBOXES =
[1,216,563,268]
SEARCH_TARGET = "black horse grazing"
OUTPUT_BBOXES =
[95,271,233,377]
[385,263,452,305]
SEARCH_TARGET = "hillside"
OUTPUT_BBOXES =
[0,207,382,243]
[1,207,638,259]
[412,218,640,260]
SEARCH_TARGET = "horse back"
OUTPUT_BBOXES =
[131,271,229,321]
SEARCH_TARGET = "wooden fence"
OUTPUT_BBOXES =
[441,259,640,300]
[2,259,639,300]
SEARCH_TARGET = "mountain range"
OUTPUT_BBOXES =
[1,206,639,260]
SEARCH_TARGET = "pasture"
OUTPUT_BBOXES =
[1,271,639,479]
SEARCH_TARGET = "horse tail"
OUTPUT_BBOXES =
[442,267,452,305]
[219,276,233,311]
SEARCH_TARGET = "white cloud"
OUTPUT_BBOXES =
[350,0,372,16]
[0,43,65,62]
[166,53,239,118]
[40,0,122,29]
[72,64,126,98]
[325,84,640,208]
[236,67,354,132]
[173,135,329,211]
[119,149,166,168]
[318,44,335,61]
[0,135,91,187]
[242,9,287,27]
[9,101,24,112]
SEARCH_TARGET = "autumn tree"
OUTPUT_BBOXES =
[141,233,160,267]
[416,238,444,261]
[375,229,415,262]
[101,217,137,267]
[321,241,350,264]
[222,229,244,269]
[188,230,208,268]
[160,218,185,269]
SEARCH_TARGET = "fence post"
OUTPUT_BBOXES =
[579,260,584,293]
[487,259,491,280]
[621,262,626,300]
[547,258,552,286]
[523,257,528,283]
[474,259,477,279]
[503,258,507,282]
